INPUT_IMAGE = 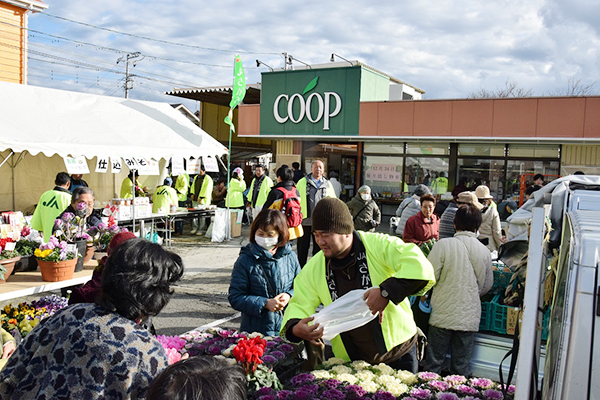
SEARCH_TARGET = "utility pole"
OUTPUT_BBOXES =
[116,52,144,98]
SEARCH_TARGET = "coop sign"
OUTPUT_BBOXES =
[259,66,360,136]
[273,88,342,131]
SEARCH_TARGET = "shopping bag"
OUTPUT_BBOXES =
[211,208,230,243]
[311,289,377,341]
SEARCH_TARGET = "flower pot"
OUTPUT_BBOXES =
[68,240,87,272]
[0,256,19,283]
[84,245,95,263]
[38,258,77,282]
[14,254,38,272]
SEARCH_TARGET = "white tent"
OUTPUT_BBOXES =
[0,81,227,159]
[0,81,228,211]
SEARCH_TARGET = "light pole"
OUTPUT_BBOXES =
[117,52,144,98]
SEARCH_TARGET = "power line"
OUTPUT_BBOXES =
[40,12,280,56]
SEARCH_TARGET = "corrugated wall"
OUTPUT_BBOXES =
[562,145,600,166]
[0,4,25,84]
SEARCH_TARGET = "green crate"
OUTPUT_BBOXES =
[479,301,492,331]
[542,308,551,341]
[491,294,511,334]
[492,269,513,293]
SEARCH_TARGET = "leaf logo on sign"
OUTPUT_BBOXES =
[302,77,319,95]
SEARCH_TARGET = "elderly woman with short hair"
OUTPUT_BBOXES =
[0,239,184,399]
[346,185,381,232]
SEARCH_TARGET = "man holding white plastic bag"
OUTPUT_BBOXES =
[281,198,435,373]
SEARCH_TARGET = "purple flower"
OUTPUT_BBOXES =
[292,390,312,400]
[266,341,278,348]
[498,384,515,394]
[97,222,108,230]
[410,388,433,400]
[109,225,120,233]
[270,350,285,360]
[429,380,450,391]
[61,212,75,222]
[372,391,396,400]
[345,385,367,399]
[470,378,494,389]
[262,355,278,364]
[290,373,315,387]
[482,389,504,400]
[320,389,345,400]
[217,329,235,337]
[54,219,64,229]
[453,385,479,396]
[418,372,441,382]
[278,343,295,353]
[257,387,276,396]
[276,390,293,400]
[437,393,460,400]
[258,396,277,400]
[321,379,340,389]
[463,397,480,400]
[207,345,222,355]
[403,398,418,400]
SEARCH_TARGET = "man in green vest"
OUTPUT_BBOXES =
[31,172,73,242]
[431,171,449,196]
[247,164,274,220]
[173,171,190,236]
[190,166,214,236]
[152,178,178,214]
[281,198,435,372]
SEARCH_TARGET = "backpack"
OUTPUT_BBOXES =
[276,187,303,228]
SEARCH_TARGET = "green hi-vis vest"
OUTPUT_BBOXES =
[192,175,214,205]
[174,174,190,202]
[152,185,179,213]
[247,175,274,207]
[30,189,72,242]
[281,231,435,361]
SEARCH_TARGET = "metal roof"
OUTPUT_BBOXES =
[166,84,261,106]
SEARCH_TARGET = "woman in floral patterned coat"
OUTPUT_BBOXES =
[0,239,184,399]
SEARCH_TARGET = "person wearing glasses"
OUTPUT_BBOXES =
[403,194,440,246]
[58,186,103,228]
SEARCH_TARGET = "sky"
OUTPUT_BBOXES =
[16,0,600,110]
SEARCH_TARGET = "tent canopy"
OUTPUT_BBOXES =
[0,81,228,160]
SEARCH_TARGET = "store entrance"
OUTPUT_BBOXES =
[303,142,358,202]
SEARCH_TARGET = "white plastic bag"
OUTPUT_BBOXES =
[211,208,230,243]
[311,289,378,341]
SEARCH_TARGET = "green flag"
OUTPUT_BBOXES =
[225,55,246,132]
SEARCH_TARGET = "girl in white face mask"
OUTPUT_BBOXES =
[228,209,301,336]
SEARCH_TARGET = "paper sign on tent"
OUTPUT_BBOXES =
[171,157,185,175]
[96,157,109,173]
[202,156,219,172]
[63,156,90,175]
[111,158,122,173]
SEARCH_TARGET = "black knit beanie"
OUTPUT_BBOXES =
[312,197,354,234]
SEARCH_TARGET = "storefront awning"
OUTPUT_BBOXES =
[0,81,228,161]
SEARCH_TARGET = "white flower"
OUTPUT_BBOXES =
[384,381,409,396]
[355,370,376,382]
[331,365,353,375]
[311,370,332,380]
[376,374,399,385]
[396,370,418,385]
[322,357,346,367]
[248,332,264,338]
[373,363,395,375]
[263,336,273,341]
[221,345,235,357]
[350,360,372,370]
[336,373,358,385]
[361,380,380,393]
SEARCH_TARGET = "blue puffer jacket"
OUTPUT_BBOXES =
[228,242,301,336]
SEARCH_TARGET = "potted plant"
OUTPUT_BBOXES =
[87,219,127,256]
[34,236,79,282]
[52,203,91,272]
[0,249,20,283]
[14,226,41,272]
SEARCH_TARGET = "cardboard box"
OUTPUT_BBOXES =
[114,205,132,221]
[230,210,243,238]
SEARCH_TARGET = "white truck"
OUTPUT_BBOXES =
[469,176,600,399]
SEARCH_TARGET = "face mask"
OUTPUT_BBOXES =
[255,235,279,250]
[361,193,370,201]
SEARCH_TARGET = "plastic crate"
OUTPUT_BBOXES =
[479,301,492,331]
[492,269,513,294]
[542,307,551,341]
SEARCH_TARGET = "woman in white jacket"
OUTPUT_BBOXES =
[475,185,503,252]
[424,204,493,376]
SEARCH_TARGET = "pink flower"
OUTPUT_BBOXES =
[165,348,182,365]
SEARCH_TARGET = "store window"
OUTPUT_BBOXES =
[505,160,560,197]
[457,158,505,199]
[458,144,505,157]
[363,155,404,198]
[405,156,449,194]
[508,144,559,158]
[406,143,449,155]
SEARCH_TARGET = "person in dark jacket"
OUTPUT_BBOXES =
[346,185,381,232]
[58,187,103,229]
[228,209,301,336]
